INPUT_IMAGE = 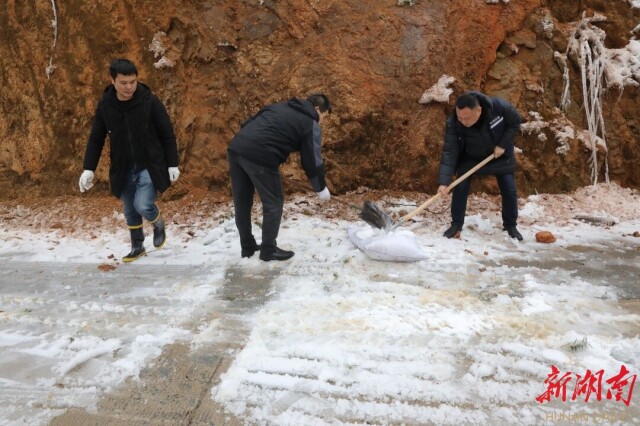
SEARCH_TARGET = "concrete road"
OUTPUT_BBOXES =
[0,261,278,425]
[1,241,639,425]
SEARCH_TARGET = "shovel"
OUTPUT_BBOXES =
[366,153,496,231]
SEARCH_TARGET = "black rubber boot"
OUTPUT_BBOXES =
[123,227,146,262]
[152,216,166,249]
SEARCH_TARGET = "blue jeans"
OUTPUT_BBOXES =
[120,169,160,228]
[451,173,518,227]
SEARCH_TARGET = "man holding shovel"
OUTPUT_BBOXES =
[437,91,523,240]
[227,94,332,261]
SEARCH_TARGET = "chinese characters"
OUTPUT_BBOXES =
[536,365,636,407]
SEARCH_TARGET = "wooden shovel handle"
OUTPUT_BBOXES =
[401,153,496,222]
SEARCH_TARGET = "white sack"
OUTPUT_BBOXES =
[347,224,428,262]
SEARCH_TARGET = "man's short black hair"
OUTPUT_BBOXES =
[109,59,138,79]
[456,93,481,109]
[307,93,332,113]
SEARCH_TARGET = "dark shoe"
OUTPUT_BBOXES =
[152,216,166,249]
[123,227,146,262]
[123,246,146,262]
[241,243,261,258]
[259,247,294,261]
[504,225,523,241]
[443,224,462,238]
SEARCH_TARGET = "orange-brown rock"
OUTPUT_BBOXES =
[1,1,639,201]
[97,263,117,272]
[535,231,556,243]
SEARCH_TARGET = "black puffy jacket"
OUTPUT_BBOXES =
[437,92,521,185]
[228,98,326,192]
[83,83,179,198]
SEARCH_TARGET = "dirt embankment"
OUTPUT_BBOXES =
[0,0,638,202]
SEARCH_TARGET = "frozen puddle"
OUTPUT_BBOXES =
[490,244,640,300]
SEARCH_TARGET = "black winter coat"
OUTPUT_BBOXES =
[83,83,179,198]
[228,98,327,192]
[437,92,521,185]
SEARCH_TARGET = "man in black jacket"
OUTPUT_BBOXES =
[79,59,180,262]
[437,91,523,240]
[228,94,332,261]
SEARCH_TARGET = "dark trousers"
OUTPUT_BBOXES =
[451,173,518,227]
[227,151,284,252]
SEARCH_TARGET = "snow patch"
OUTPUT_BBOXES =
[418,75,455,104]
[149,32,175,69]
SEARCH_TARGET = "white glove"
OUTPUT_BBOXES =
[316,187,331,201]
[79,170,94,192]
[168,167,180,182]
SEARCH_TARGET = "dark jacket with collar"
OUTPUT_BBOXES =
[83,82,179,198]
[437,92,521,185]
[228,98,327,192]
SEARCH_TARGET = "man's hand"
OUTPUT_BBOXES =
[168,167,180,182]
[494,146,505,158]
[437,185,449,196]
[79,170,94,192]
[316,187,331,201]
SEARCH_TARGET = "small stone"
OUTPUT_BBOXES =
[535,231,556,243]
[98,264,117,271]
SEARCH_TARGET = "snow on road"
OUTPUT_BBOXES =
[0,183,639,425]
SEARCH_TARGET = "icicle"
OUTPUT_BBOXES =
[46,0,58,79]
[562,12,610,185]
[554,50,571,111]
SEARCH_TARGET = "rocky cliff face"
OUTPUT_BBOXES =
[1,0,638,200]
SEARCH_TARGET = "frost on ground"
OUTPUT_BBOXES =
[0,183,639,425]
